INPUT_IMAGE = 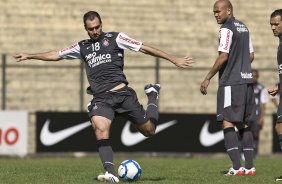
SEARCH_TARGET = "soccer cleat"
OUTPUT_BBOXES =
[224,167,245,176]
[97,172,119,183]
[244,167,256,176]
[276,175,282,181]
[144,84,161,96]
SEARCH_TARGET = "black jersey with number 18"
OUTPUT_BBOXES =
[59,32,143,95]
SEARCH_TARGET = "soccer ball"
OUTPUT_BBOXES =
[118,160,142,182]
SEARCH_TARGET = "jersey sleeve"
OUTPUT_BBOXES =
[59,43,82,59]
[116,32,143,52]
[218,28,233,53]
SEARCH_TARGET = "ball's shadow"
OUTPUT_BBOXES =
[138,176,166,182]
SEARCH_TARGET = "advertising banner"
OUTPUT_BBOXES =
[36,112,225,152]
[0,111,28,156]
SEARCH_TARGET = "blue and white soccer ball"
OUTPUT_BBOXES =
[118,160,142,182]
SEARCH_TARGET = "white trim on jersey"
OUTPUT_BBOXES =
[59,43,81,59]
[218,28,233,53]
[116,32,143,52]
[249,37,254,53]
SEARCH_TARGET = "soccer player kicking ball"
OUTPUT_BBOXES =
[14,11,194,183]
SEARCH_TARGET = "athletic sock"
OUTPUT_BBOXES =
[146,93,159,125]
[241,127,254,169]
[278,134,282,150]
[223,127,241,170]
[97,139,115,175]
[237,129,244,158]
[253,137,258,158]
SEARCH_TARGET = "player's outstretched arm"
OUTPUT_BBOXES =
[139,44,194,68]
[14,51,62,62]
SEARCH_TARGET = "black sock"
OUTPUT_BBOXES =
[241,127,254,169]
[146,93,159,125]
[97,139,115,175]
[252,130,259,158]
[224,127,241,170]
[237,131,243,158]
[253,137,259,158]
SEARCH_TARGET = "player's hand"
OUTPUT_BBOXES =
[268,86,279,96]
[200,79,210,95]
[13,53,29,62]
[174,57,195,68]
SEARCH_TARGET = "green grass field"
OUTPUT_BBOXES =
[0,155,282,184]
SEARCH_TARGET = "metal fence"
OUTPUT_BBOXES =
[1,53,279,114]
[0,54,164,112]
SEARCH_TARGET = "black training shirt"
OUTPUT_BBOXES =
[59,32,143,94]
[217,17,254,86]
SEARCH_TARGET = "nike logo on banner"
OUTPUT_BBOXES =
[121,120,177,146]
[40,119,91,146]
[199,120,223,147]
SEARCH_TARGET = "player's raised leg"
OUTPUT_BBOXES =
[135,84,161,136]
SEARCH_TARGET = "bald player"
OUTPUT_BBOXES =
[200,0,256,176]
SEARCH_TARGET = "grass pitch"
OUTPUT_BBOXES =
[0,154,282,184]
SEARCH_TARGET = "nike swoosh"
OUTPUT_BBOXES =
[40,119,91,146]
[121,120,177,146]
[199,120,223,147]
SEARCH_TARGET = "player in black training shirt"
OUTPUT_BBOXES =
[14,11,194,182]
[267,9,282,182]
[200,0,256,176]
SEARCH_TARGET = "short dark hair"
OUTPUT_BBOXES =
[83,11,102,25]
[271,9,282,20]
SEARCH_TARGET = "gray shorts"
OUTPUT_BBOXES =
[248,120,261,132]
[87,86,149,124]
[217,84,255,124]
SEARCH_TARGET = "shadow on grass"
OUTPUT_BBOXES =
[220,170,228,175]
[138,176,166,182]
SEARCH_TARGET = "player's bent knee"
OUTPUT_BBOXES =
[141,129,155,137]
[135,121,156,137]
[94,127,110,140]
[276,123,282,134]
[138,126,156,137]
